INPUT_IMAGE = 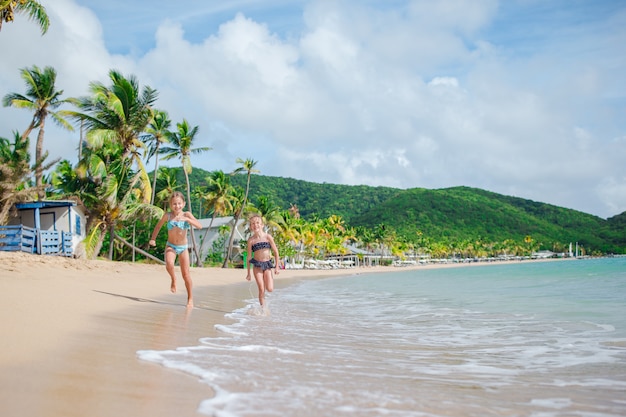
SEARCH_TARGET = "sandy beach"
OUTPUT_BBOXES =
[1,251,561,417]
[0,251,416,417]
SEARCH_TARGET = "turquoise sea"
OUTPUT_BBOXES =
[139,257,626,416]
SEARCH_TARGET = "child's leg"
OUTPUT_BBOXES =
[164,247,178,293]
[253,267,266,306]
[178,250,194,308]
[264,269,274,293]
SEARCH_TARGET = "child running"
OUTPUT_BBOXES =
[149,191,202,308]
[245,214,280,309]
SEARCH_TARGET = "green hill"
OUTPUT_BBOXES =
[349,186,617,253]
[177,168,625,254]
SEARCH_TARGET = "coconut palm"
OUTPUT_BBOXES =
[3,65,73,199]
[273,209,302,262]
[160,119,211,264]
[153,167,181,210]
[221,158,258,267]
[254,195,283,232]
[199,170,233,260]
[232,157,259,211]
[0,131,32,223]
[75,139,160,259]
[220,185,246,268]
[67,70,157,204]
[0,0,49,34]
[142,109,171,205]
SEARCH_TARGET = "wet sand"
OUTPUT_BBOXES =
[0,252,400,417]
[0,251,556,416]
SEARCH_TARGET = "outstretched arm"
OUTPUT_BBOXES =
[149,213,168,246]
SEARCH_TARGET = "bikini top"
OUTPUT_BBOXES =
[251,241,271,252]
[167,215,190,230]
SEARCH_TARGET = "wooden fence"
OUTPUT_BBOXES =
[0,225,73,256]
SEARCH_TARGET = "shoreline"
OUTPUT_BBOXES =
[0,252,571,417]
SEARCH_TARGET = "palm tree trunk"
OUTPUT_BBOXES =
[108,224,115,260]
[78,119,84,160]
[114,234,164,264]
[199,212,217,264]
[150,143,160,205]
[222,209,241,268]
[243,172,251,208]
[221,170,250,268]
[20,120,36,147]
[184,170,201,266]
[35,123,45,200]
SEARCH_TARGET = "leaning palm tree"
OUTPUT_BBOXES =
[221,186,245,268]
[142,109,171,205]
[0,0,49,34]
[3,65,73,199]
[160,119,211,264]
[222,158,259,267]
[232,157,259,212]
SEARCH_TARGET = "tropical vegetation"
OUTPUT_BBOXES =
[0,0,49,34]
[2,64,625,266]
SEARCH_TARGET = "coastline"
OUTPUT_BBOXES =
[0,252,568,417]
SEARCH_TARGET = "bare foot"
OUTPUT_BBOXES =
[186,300,194,309]
[170,278,177,293]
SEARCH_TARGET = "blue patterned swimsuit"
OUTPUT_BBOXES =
[166,216,190,254]
[250,241,274,270]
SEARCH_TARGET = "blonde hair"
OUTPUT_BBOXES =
[248,214,263,224]
[170,191,185,201]
[169,191,186,205]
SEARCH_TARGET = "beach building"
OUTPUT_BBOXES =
[0,200,87,256]
[194,216,247,264]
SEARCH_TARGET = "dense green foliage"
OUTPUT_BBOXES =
[223,172,624,254]
[350,187,620,253]
[4,60,623,260]
[229,174,399,221]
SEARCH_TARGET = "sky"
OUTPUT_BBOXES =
[1,0,625,219]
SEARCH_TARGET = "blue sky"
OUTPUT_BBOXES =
[1,0,625,219]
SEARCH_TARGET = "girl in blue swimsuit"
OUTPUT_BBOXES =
[149,191,202,308]
[245,214,281,309]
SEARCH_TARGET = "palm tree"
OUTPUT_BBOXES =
[255,195,283,232]
[153,167,181,209]
[0,131,32,223]
[160,119,211,264]
[3,65,73,199]
[220,158,259,267]
[73,139,160,259]
[142,109,171,205]
[232,157,259,211]
[221,186,245,268]
[200,170,233,262]
[0,131,54,224]
[67,69,157,204]
[0,0,49,34]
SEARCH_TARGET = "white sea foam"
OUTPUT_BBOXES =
[214,324,248,336]
[530,398,572,408]
[137,258,626,417]
[234,345,303,354]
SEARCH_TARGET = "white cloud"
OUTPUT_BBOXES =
[1,0,625,219]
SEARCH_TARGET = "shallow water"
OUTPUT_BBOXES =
[138,257,626,416]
